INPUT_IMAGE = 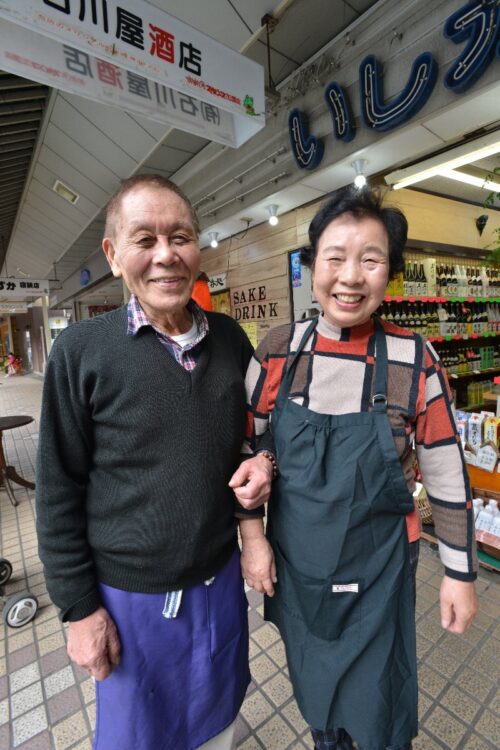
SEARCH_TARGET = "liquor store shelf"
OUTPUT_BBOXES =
[386,295,500,306]
[384,295,500,303]
[448,367,500,382]
[429,333,500,342]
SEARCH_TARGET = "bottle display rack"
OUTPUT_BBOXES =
[380,255,500,410]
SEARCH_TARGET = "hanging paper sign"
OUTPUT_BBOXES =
[0,0,265,147]
[208,273,227,291]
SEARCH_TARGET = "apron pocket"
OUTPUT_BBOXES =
[206,560,248,662]
[274,542,362,642]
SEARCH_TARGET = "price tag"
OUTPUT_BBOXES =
[384,295,392,302]
[476,443,498,473]
[395,296,403,303]
[473,370,481,375]
[450,373,458,379]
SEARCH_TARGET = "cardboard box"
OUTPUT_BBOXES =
[469,413,485,452]
[484,416,500,448]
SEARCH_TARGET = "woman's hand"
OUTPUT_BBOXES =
[439,576,478,634]
[239,518,277,596]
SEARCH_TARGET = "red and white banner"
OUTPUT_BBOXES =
[0,0,265,147]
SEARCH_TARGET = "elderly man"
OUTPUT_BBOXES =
[36,175,272,750]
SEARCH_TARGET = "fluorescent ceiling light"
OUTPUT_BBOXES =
[385,130,500,190]
[437,168,500,192]
[267,204,279,225]
[208,231,219,248]
[53,179,79,205]
[352,159,368,189]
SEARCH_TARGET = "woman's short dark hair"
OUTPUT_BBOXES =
[300,186,407,279]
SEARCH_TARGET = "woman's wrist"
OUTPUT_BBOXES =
[256,450,278,478]
[239,516,265,540]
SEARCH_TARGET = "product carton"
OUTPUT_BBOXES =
[484,416,500,448]
[468,413,485,452]
[454,410,470,445]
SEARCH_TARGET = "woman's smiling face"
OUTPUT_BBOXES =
[312,212,390,329]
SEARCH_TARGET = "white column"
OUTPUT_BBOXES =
[41,294,52,363]
[6,314,13,352]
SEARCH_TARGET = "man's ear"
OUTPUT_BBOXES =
[102,238,122,278]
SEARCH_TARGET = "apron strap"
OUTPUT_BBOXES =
[275,318,318,407]
[275,315,389,412]
[372,315,388,413]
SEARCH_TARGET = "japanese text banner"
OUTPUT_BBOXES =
[0,0,265,147]
[0,20,237,146]
[0,278,50,298]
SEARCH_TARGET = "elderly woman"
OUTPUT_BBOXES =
[236,186,478,750]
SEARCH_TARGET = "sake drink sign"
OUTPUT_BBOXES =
[232,284,279,322]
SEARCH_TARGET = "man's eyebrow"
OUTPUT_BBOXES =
[126,221,195,234]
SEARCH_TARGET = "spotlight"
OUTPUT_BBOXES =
[352,159,367,189]
[208,231,219,248]
[267,204,279,226]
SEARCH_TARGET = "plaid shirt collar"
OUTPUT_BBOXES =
[126,294,209,349]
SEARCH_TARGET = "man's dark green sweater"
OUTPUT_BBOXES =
[36,306,253,621]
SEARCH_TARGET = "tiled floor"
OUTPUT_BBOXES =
[0,374,499,750]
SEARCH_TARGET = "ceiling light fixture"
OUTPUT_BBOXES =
[208,231,219,248]
[352,159,367,189]
[385,130,500,190]
[53,179,80,205]
[267,204,279,226]
[437,168,500,193]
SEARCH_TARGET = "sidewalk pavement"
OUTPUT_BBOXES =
[0,374,499,750]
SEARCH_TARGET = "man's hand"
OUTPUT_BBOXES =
[229,454,273,510]
[239,518,277,596]
[67,607,121,681]
[439,576,478,634]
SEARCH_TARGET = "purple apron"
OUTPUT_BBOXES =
[93,547,250,750]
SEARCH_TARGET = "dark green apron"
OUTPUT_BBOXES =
[265,316,418,750]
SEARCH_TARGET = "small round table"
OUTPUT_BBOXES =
[0,416,36,507]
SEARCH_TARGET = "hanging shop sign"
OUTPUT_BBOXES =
[288,0,500,170]
[0,21,236,146]
[232,284,279,322]
[0,0,265,148]
[208,273,227,292]
[0,278,50,298]
[0,303,28,314]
